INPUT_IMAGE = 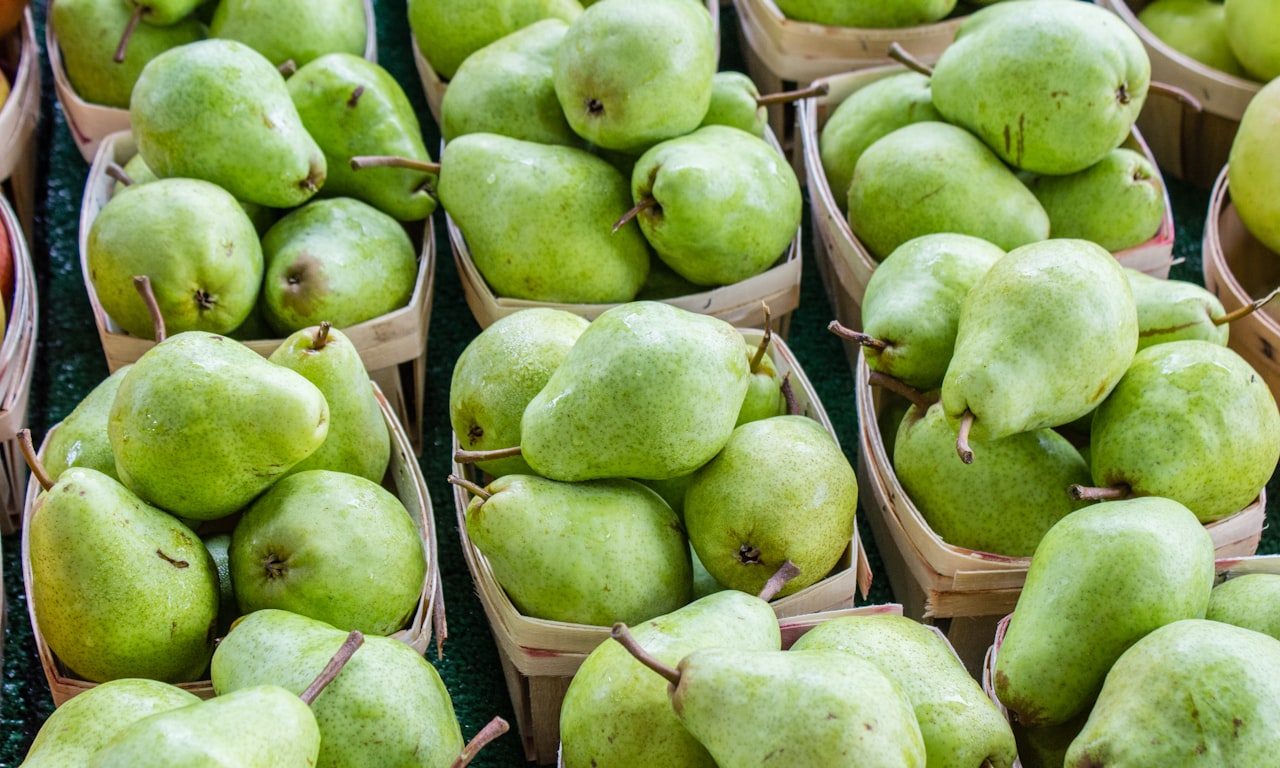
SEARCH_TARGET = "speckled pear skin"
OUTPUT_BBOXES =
[407,0,583,81]
[108,332,330,521]
[520,302,749,481]
[20,678,201,767]
[735,340,786,427]
[465,474,693,625]
[894,401,1092,557]
[699,71,766,138]
[792,613,1017,768]
[684,415,858,598]
[86,684,321,768]
[1125,267,1229,351]
[993,497,1216,728]
[29,467,219,684]
[208,0,367,68]
[1065,619,1280,767]
[40,364,132,484]
[773,0,955,27]
[1089,340,1280,523]
[211,609,464,768]
[941,238,1138,442]
[930,0,1150,175]
[860,233,1005,392]
[1206,573,1280,640]
[560,590,781,768]
[130,38,327,209]
[671,647,927,768]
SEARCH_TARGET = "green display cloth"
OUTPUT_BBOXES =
[2,2,1277,766]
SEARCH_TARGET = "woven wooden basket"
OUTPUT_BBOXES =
[0,6,40,242]
[0,191,39,535]
[22,382,444,707]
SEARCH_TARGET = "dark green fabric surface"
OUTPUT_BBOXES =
[2,2,1277,766]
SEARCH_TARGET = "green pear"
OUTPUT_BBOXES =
[1022,147,1166,252]
[259,197,419,335]
[684,415,858,598]
[773,0,957,27]
[449,307,590,478]
[1125,267,1229,350]
[437,132,651,304]
[41,364,132,484]
[1227,76,1280,255]
[518,301,748,481]
[407,0,583,81]
[792,613,1018,768]
[19,678,201,767]
[108,331,330,520]
[940,238,1138,450]
[125,0,202,26]
[203,531,238,637]
[560,589,782,767]
[553,0,717,153]
[1086,340,1280,523]
[698,70,767,138]
[819,71,941,214]
[930,0,1151,175]
[111,154,277,235]
[211,609,465,768]
[463,473,692,625]
[87,177,264,338]
[854,232,1005,392]
[290,54,437,221]
[230,470,426,636]
[209,0,366,67]
[268,324,391,482]
[1137,0,1246,77]
[1065,619,1280,766]
[439,19,582,148]
[51,0,205,108]
[1225,0,1280,81]
[736,335,787,427]
[894,401,1093,557]
[28,466,220,683]
[628,125,802,287]
[1206,573,1280,640]
[993,496,1216,727]
[846,121,1050,259]
[130,38,327,208]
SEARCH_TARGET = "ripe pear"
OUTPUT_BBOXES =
[698,70,767,138]
[208,0,367,68]
[1138,0,1246,77]
[736,333,787,427]
[40,364,132,484]
[1206,573,1280,640]
[1224,0,1280,81]
[203,531,238,637]
[774,0,957,27]
[846,121,1050,258]
[1124,267,1229,350]
[1086,340,1280,523]
[993,496,1216,727]
[407,0,583,81]
[1227,75,1280,255]
[930,0,1151,175]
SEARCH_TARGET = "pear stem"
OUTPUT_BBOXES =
[887,42,933,77]
[277,59,297,77]
[132,275,166,343]
[757,559,801,602]
[828,320,889,351]
[780,371,800,415]
[613,196,657,233]
[1068,484,1131,502]
[449,716,510,768]
[1214,286,1280,326]
[312,321,331,350]
[105,163,134,187]
[1147,80,1203,114]
[611,623,681,687]
[867,370,934,411]
[755,81,829,108]
[349,155,442,174]
[18,429,52,492]
[454,446,522,465]
[299,630,364,705]
[446,473,491,501]
[749,305,773,373]
[956,410,975,465]
[113,5,143,64]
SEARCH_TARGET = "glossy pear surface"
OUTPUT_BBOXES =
[1206,573,1280,640]
[209,0,366,67]
[407,0,583,81]
[1125,268,1228,350]
[1024,147,1166,251]
[41,364,132,483]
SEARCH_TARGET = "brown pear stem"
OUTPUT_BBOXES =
[827,320,888,351]
[277,59,297,77]
[956,410,976,465]
[106,163,134,187]
[312,320,332,350]
[757,559,801,602]
[446,473,491,501]
[780,371,800,415]
[867,370,934,411]
[18,429,52,492]
[1147,80,1203,114]
[887,42,933,77]
[1069,484,1131,502]
[133,275,166,343]
[611,623,681,687]
[613,196,657,233]
[454,446,523,465]
[113,5,143,63]
[755,81,829,108]
[1214,286,1280,326]
[449,717,510,768]
[349,155,442,174]
[299,630,364,705]
[749,305,773,373]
